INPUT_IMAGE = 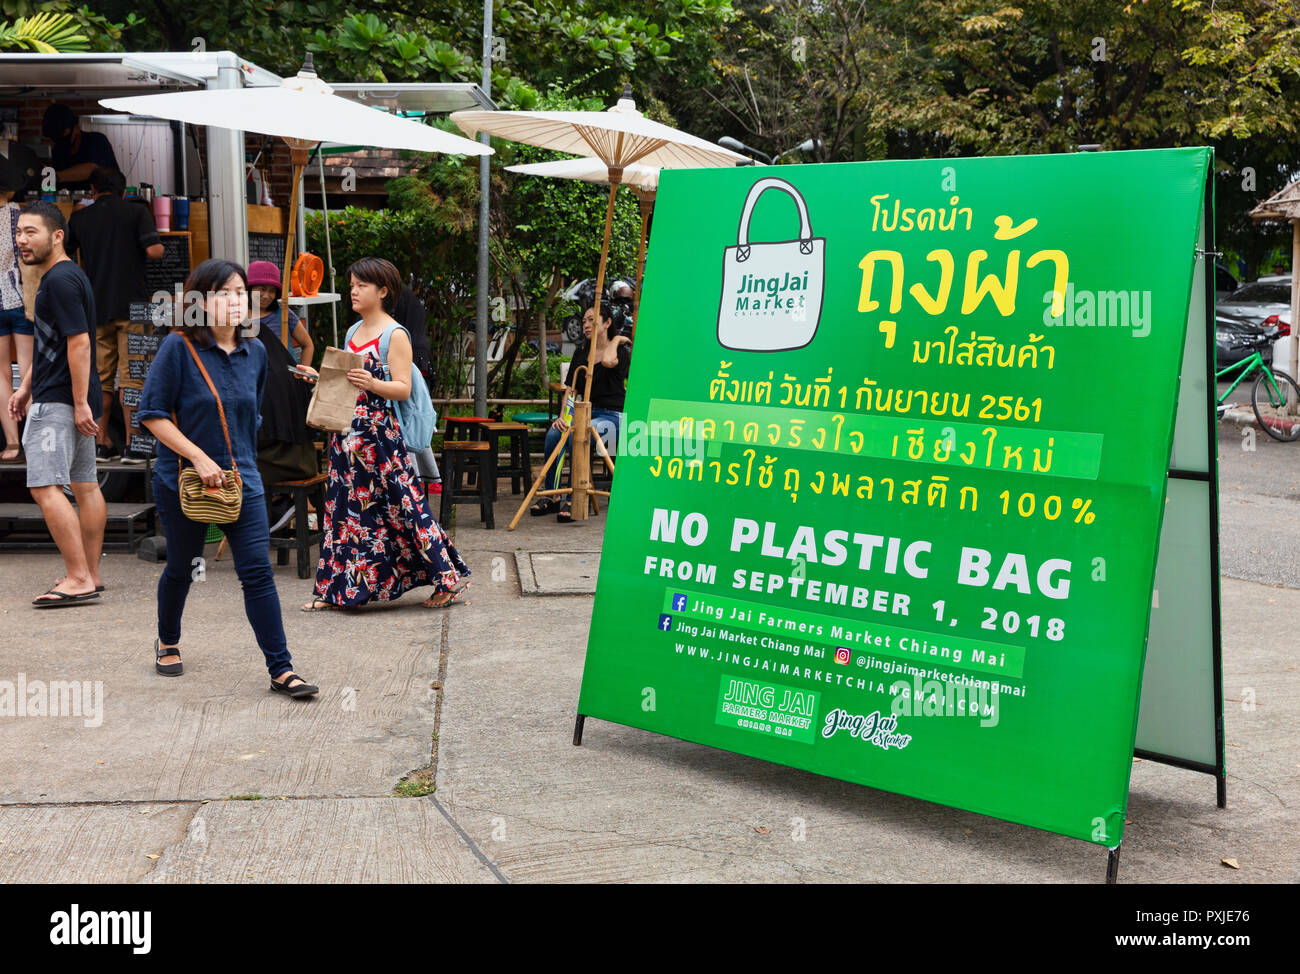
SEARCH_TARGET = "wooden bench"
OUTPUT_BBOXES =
[0,502,156,552]
[0,458,155,500]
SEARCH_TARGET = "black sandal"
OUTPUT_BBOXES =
[556,501,572,523]
[155,638,183,677]
[271,671,319,698]
[529,497,558,516]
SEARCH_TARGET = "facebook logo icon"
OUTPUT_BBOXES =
[671,593,687,611]
[658,614,673,632]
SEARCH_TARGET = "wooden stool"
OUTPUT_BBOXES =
[219,472,327,577]
[511,411,552,460]
[512,411,551,428]
[441,440,496,529]
[482,421,532,495]
[444,416,491,441]
[269,473,328,579]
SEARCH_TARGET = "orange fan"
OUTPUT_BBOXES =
[291,252,325,297]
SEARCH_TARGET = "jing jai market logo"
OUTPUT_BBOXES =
[716,675,820,744]
[718,176,826,352]
[821,708,913,752]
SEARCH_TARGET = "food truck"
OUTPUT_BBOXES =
[0,52,491,525]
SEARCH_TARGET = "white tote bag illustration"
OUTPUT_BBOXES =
[717,176,826,352]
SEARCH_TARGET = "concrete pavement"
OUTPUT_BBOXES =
[0,420,1296,883]
[437,513,1298,884]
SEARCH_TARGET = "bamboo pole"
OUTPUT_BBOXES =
[572,162,623,522]
[631,186,655,343]
[280,140,315,347]
[507,425,573,530]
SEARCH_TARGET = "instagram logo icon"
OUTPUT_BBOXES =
[834,647,851,665]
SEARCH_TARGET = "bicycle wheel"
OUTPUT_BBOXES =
[1252,369,1300,441]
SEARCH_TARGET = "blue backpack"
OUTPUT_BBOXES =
[345,320,437,450]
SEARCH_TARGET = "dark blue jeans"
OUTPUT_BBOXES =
[153,477,293,678]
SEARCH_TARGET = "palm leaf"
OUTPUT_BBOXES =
[0,11,90,53]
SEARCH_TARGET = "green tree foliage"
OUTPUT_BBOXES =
[305,145,480,400]
[93,1,735,109]
[66,0,1300,336]
[681,0,1300,277]
[0,9,89,50]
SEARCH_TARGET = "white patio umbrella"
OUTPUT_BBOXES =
[456,88,746,526]
[102,55,491,342]
[505,157,659,192]
[506,157,660,334]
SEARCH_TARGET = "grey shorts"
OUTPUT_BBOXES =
[22,401,98,488]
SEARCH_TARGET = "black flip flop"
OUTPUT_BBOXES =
[271,672,319,698]
[32,589,100,608]
[529,497,558,516]
[556,501,572,523]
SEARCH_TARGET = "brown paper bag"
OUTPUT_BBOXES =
[306,346,365,433]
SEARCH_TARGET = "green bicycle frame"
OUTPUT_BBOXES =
[1216,351,1285,405]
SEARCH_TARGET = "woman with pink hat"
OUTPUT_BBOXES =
[247,260,313,365]
[247,260,317,527]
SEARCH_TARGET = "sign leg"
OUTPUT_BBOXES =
[572,714,586,746]
[1105,845,1121,885]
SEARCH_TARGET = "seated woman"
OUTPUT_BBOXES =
[531,300,630,523]
[247,260,317,530]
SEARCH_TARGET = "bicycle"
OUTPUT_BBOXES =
[1216,326,1300,442]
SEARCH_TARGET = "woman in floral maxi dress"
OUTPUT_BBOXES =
[298,258,469,611]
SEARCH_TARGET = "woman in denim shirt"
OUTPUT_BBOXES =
[138,259,318,697]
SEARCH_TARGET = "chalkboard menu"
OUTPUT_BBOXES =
[122,302,171,456]
[144,233,191,298]
[131,237,185,456]
[249,232,289,266]
[129,300,171,328]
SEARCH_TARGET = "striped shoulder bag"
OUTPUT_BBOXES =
[174,334,243,524]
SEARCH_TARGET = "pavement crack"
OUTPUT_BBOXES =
[393,607,450,794]
[0,793,405,809]
[1226,772,1288,808]
[444,800,812,865]
[136,803,203,883]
